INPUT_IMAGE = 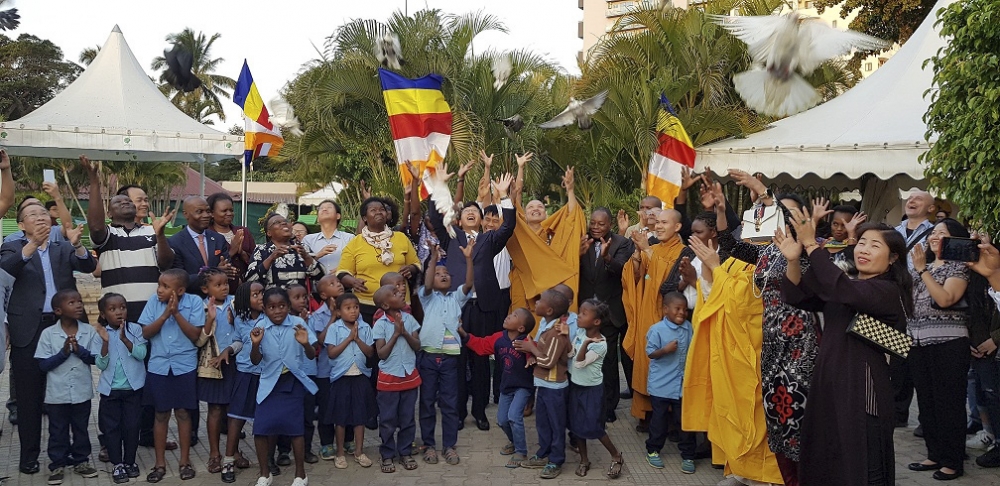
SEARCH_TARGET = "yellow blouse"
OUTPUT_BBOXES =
[336,231,421,306]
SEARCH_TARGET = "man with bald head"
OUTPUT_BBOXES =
[168,196,236,293]
[621,208,693,426]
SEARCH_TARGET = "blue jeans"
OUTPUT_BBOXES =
[535,386,567,465]
[498,388,532,456]
[418,353,460,449]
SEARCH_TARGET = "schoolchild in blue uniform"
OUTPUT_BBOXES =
[196,268,236,475]
[220,281,264,483]
[310,275,346,460]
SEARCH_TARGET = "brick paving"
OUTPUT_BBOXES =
[0,275,994,485]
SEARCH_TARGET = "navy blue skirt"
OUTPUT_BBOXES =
[569,383,606,440]
[322,374,376,427]
[143,370,197,412]
[198,361,237,405]
[254,373,306,436]
[227,371,260,421]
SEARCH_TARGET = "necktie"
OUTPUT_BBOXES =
[197,234,209,266]
[595,241,602,264]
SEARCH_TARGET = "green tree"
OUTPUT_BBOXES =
[78,45,100,65]
[151,28,237,124]
[921,0,1000,231]
[0,33,81,120]
[814,0,936,48]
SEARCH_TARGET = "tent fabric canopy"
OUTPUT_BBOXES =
[0,25,243,162]
[696,0,953,183]
[298,182,345,206]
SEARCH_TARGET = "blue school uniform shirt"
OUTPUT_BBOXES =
[34,321,97,404]
[299,311,319,377]
[233,314,265,374]
[569,329,608,387]
[536,312,579,341]
[645,318,693,400]
[324,318,374,381]
[310,304,336,379]
[138,292,205,376]
[417,286,468,352]
[372,312,421,377]
[207,296,237,348]
[256,315,319,403]
[93,322,147,395]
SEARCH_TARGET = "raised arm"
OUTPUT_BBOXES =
[476,151,494,206]
[82,156,109,244]
[563,166,578,213]
[150,207,176,270]
[911,243,968,308]
[41,182,72,238]
[427,200,453,250]
[423,245,440,296]
[511,152,532,205]
[404,162,422,239]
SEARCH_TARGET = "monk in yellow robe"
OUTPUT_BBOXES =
[505,162,586,334]
[682,255,783,485]
[622,209,690,420]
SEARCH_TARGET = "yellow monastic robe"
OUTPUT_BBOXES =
[682,258,783,485]
[621,235,685,418]
[507,203,587,336]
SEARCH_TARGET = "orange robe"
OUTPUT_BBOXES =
[682,258,783,485]
[507,203,586,336]
[621,235,685,418]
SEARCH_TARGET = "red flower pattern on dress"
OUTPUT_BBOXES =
[781,314,805,337]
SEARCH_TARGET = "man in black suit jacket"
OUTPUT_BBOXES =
[429,174,515,430]
[578,207,635,422]
[168,196,235,294]
[1,202,96,474]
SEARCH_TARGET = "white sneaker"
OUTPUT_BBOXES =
[291,477,309,486]
[967,429,995,450]
[255,476,273,486]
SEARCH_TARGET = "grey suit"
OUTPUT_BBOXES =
[1,237,96,468]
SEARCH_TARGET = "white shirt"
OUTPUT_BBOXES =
[302,229,355,273]
[495,247,512,290]
[683,249,720,309]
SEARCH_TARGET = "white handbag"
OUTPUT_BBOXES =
[741,204,785,243]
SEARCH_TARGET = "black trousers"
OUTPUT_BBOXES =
[10,314,53,467]
[600,324,623,415]
[46,402,92,471]
[459,292,509,422]
[910,337,970,471]
[99,390,142,465]
[889,354,915,424]
[619,322,634,393]
[972,356,1000,441]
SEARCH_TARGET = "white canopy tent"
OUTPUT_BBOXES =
[298,182,345,206]
[0,25,243,163]
[696,0,953,222]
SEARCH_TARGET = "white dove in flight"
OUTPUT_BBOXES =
[374,32,404,71]
[538,90,609,130]
[713,11,889,117]
[492,54,512,91]
[268,96,303,136]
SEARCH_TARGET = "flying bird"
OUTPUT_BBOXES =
[0,0,19,31]
[269,96,303,136]
[161,43,202,93]
[713,12,889,117]
[538,90,609,130]
[497,114,524,136]
[374,32,404,71]
[422,167,458,238]
[492,54,512,91]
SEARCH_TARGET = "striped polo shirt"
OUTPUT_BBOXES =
[94,223,164,322]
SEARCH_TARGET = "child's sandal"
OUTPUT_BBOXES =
[422,447,438,464]
[354,453,373,468]
[443,447,460,465]
[146,466,166,483]
[576,462,591,477]
[401,456,418,470]
[608,455,624,479]
[380,458,395,473]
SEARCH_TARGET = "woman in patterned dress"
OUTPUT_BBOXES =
[715,170,821,486]
[246,213,325,290]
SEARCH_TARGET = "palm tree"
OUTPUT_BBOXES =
[78,45,100,66]
[280,9,563,202]
[151,28,237,123]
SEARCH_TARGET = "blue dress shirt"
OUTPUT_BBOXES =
[93,322,148,394]
[372,312,421,377]
[417,286,469,350]
[233,314,265,374]
[138,292,205,376]
[324,318,374,381]
[645,319,693,400]
[34,321,97,404]
[255,315,319,403]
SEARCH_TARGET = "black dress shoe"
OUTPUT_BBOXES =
[476,418,491,431]
[605,411,617,423]
[619,390,632,400]
[967,421,983,435]
[365,417,379,430]
[457,420,465,431]
[19,461,40,474]
[908,462,939,472]
[932,469,963,481]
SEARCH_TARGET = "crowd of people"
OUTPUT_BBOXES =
[0,147,999,486]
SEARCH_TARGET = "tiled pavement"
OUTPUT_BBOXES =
[0,274,993,485]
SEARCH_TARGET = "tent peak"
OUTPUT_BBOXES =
[111,24,121,33]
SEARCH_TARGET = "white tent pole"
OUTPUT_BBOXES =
[200,159,206,197]
[241,161,248,227]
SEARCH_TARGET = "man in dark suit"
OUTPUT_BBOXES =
[1,201,96,474]
[168,196,235,294]
[578,207,634,422]
[429,174,515,431]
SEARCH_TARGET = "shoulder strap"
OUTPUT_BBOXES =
[906,226,934,251]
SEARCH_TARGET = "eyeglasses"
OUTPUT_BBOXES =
[268,219,289,228]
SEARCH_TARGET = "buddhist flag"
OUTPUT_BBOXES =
[233,60,283,167]
[646,95,695,208]
[379,68,452,197]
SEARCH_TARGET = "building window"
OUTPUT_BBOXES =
[866,62,873,71]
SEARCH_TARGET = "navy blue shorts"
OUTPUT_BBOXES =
[143,370,197,412]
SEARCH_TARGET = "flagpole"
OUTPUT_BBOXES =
[241,159,248,227]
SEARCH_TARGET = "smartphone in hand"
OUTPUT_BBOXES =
[43,169,56,184]
[940,237,981,262]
